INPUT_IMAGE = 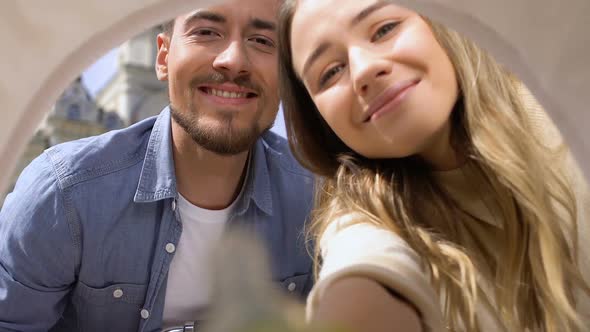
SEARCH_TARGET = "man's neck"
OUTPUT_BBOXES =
[172,125,250,211]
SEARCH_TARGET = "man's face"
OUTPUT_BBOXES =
[156,0,280,155]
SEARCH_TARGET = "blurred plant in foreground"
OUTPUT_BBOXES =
[197,227,352,332]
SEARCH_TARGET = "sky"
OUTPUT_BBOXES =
[80,48,287,137]
[81,48,119,97]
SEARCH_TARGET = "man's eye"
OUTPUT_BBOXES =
[371,22,400,42]
[319,64,345,88]
[250,36,275,48]
[192,29,220,37]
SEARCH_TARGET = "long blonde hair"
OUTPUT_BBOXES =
[278,1,590,331]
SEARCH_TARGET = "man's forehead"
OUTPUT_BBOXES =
[176,0,279,23]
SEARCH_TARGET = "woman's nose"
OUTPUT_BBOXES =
[349,47,391,96]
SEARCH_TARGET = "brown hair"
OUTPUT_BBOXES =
[161,19,174,35]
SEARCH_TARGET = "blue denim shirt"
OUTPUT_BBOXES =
[0,107,314,332]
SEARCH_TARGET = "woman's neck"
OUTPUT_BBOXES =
[419,121,467,171]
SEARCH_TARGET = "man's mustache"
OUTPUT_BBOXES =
[189,71,261,95]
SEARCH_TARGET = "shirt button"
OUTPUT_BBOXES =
[171,199,177,211]
[287,282,297,292]
[140,309,150,319]
[113,288,123,299]
[165,243,176,254]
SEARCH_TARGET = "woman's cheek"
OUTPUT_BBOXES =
[317,90,349,129]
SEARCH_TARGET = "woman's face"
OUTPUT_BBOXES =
[290,0,459,160]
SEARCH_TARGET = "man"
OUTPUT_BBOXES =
[0,0,314,330]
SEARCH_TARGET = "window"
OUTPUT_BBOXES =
[67,104,81,120]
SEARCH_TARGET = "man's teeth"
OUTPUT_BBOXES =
[206,88,249,98]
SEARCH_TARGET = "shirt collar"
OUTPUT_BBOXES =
[233,135,273,216]
[134,107,177,203]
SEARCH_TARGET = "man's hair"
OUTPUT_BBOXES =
[162,19,174,35]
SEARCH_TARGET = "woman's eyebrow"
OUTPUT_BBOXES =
[349,1,389,28]
[302,42,331,77]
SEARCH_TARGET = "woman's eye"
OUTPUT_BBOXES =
[371,22,399,42]
[319,64,345,88]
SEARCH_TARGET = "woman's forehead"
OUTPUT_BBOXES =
[290,1,365,63]
[294,0,374,24]
[289,1,337,72]
[290,0,404,73]
[290,0,409,48]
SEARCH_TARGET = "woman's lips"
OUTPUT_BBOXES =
[363,79,420,122]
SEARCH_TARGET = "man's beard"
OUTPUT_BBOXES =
[169,70,274,155]
[171,103,271,155]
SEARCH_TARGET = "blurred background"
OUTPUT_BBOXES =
[2,23,287,205]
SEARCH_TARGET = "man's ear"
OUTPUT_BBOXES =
[155,33,170,81]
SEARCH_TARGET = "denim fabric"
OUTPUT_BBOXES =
[0,107,314,332]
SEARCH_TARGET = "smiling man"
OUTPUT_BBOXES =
[160,4,280,157]
[0,0,314,331]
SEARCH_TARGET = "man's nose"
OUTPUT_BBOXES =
[349,47,391,97]
[212,40,251,79]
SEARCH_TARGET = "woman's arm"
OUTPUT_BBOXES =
[310,276,423,332]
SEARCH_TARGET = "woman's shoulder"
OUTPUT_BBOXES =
[320,213,412,258]
[312,213,446,331]
[318,213,426,282]
[519,85,563,149]
[519,85,589,203]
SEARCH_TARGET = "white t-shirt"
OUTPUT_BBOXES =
[161,192,240,328]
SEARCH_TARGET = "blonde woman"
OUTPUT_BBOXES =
[278,0,590,331]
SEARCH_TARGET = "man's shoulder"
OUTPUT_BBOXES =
[259,131,312,179]
[41,116,157,189]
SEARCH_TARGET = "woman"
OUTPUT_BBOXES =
[278,0,590,331]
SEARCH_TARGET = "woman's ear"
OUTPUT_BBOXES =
[155,33,170,81]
